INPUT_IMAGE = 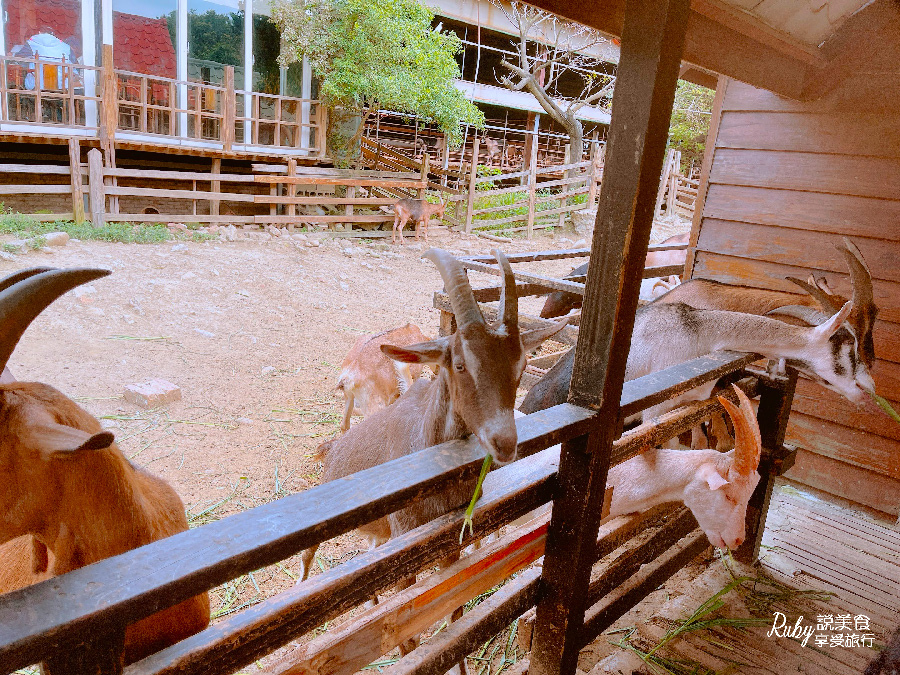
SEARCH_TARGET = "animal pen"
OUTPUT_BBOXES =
[1,2,899,675]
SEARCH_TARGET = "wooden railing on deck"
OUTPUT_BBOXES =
[0,56,325,156]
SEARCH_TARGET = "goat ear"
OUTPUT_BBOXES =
[698,463,730,491]
[521,316,570,353]
[812,300,853,340]
[381,338,448,365]
[30,422,115,457]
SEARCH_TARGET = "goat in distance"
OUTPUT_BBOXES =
[336,323,429,432]
[392,197,446,245]
[0,267,210,665]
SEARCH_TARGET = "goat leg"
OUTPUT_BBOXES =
[298,544,318,582]
[341,390,355,433]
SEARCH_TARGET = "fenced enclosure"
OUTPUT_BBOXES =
[0,346,794,675]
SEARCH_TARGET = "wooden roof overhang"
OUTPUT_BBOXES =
[524,0,900,101]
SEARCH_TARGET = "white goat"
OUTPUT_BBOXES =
[520,297,875,431]
[336,323,429,432]
[607,385,762,549]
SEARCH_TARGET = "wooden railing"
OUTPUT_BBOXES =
[0,54,325,156]
[0,150,428,232]
[0,343,793,674]
[0,54,103,130]
[361,136,604,238]
[656,148,698,219]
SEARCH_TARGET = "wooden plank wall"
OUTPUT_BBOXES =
[689,77,900,518]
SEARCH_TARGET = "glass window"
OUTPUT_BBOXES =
[187,0,242,85]
[252,12,278,94]
[4,0,83,123]
[112,0,177,78]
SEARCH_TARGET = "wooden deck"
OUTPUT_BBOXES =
[581,480,899,674]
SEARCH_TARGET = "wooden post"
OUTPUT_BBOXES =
[88,148,106,228]
[654,148,674,218]
[100,45,117,157]
[223,66,236,151]
[287,158,297,227]
[270,183,278,217]
[529,0,690,673]
[464,139,479,234]
[525,125,538,240]
[735,368,798,563]
[587,132,600,209]
[441,137,450,188]
[317,105,328,159]
[68,138,85,225]
[210,157,221,217]
[419,153,430,200]
[345,185,356,222]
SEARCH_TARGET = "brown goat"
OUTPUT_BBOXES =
[336,323,429,432]
[299,249,567,658]
[0,268,210,665]
[392,198,446,245]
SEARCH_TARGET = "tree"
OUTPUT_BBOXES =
[490,0,614,174]
[272,0,484,165]
[668,81,715,173]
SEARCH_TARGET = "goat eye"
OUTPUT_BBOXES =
[454,361,466,372]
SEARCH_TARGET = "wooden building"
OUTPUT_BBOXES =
[688,75,900,518]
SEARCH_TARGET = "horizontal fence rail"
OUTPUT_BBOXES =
[0,348,771,674]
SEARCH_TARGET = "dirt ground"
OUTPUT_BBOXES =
[2,216,691,671]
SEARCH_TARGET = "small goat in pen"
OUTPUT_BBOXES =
[336,323,429,432]
[0,268,210,665]
[299,249,567,657]
[392,197,446,245]
[606,385,762,550]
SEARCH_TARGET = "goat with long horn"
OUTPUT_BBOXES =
[298,248,567,659]
[0,267,210,665]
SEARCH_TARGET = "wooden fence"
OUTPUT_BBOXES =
[361,136,603,238]
[0,148,428,235]
[0,48,326,157]
[655,149,698,219]
[0,347,792,675]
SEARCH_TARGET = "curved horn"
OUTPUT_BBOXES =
[493,249,519,336]
[766,304,830,326]
[0,267,57,293]
[423,249,484,329]
[838,238,877,367]
[717,385,761,476]
[0,268,111,373]
[785,276,840,314]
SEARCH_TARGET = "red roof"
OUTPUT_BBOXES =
[5,0,176,79]
[4,0,80,56]
[113,12,176,79]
